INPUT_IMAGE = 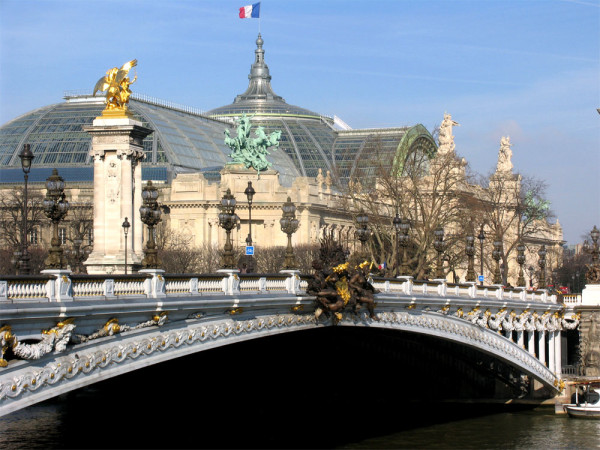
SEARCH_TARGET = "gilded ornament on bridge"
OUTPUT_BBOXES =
[306,235,378,324]
[93,59,138,118]
[224,114,281,174]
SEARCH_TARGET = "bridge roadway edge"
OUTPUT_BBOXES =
[0,291,564,417]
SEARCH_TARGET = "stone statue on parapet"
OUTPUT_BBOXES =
[93,59,138,117]
[437,112,459,155]
[496,136,514,173]
[224,114,282,174]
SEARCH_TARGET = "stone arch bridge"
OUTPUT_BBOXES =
[0,270,580,417]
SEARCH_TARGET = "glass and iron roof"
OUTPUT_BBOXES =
[207,34,438,183]
[0,94,301,187]
[0,34,437,187]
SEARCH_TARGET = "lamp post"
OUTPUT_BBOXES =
[393,213,401,275]
[244,181,256,272]
[280,196,300,270]
[465,231,476,282]
[399,217,411,276]
[492,235,503,285]
[218,189,238,270]
[72,238,83,273]
[528,265,535,289]
[355,210,370,255]
[516,240,526,287]
[139,181,162,269]
[17,144,34,275]
[587,225,599,266]
[538,244,547,289]
[433,226,445,279]
[42,169,69,270]
[477,224,485,286]
[122,217,130,274]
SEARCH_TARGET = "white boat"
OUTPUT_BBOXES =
[564,384,600,419]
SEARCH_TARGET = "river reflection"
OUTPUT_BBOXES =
[342,408,600,449]
[2,398,599,449]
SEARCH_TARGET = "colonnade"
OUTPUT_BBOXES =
[505,328,562,375]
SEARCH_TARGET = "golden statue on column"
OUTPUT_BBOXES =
[93,59,137,118]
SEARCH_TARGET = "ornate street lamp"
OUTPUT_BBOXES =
[465,231,476,282]
[433,226,445,279]
[17,144,34,275]
[72,238,84,273]
[218,188,238,270]
[355,210,370,254]
[528,265,535,289]
[537,244,547,289]
[399,217,411,276]
[393,214,402,275]
[492,235,503,285]
[280,196,300,270]
[477,224,485,286]
[140,181,162,269]
[516,240,526,287]
[43,169,69,270]
[588,225,599,266]
[243,181,256,272]
[122,217,130,274]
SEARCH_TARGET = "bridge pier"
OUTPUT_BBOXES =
[83,117,152,275]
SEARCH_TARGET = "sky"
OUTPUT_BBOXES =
[0,0,598,244]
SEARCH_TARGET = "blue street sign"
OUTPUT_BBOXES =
[478,275,484,282]
[245,246,254,256]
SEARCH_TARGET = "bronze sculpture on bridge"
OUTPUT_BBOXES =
[307,236,378,324]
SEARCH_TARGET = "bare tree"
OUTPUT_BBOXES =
[0,188,47,274]
[338,137,472,280]
[64,202,94,273]
[474,171,554,285]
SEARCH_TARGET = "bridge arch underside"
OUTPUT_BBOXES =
[0,311,557,420]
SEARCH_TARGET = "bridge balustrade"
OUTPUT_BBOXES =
[370,277,556,303]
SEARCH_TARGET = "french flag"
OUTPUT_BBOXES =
[239,2,260,19]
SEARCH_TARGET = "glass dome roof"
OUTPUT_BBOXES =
[0,94,301,186]
[207,34,438,183]
[0,34,437,188]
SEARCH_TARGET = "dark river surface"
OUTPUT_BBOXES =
[1,398,599,449]
[1,328,599,449]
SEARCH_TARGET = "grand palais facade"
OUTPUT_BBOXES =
[0,35,563,284]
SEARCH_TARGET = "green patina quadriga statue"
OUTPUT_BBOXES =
[224,114,282,174]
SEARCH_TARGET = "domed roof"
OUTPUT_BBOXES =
[207,35,438,183]
[207,34,321,119]
[0,93,302,186]
[0,35,437,188]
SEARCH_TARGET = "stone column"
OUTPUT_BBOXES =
[527,330,535,355]
[554,330,562,374]
[83,117,152,274]
[548,331,556,373]
[516,330,524,348]
[538,331,546,367]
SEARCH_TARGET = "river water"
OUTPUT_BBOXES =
[1,394,599,449]
[1,328,599,448]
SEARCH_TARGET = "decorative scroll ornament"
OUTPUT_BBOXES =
[71,313,168,344]
[0,314,168,366]
[0,319,76,363]
[224,114,281,174]
[93,59,138,118]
